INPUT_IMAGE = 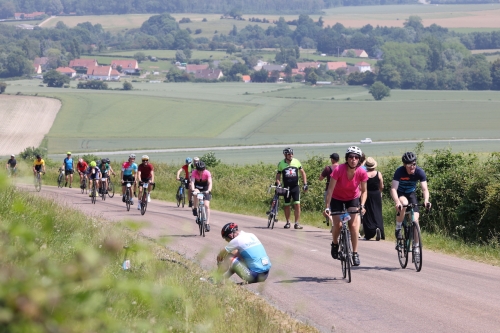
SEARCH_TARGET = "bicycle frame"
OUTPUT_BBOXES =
[197,192,207,237]
[139,181,155,215]
[396,203,427,272]
[266,185,290,229]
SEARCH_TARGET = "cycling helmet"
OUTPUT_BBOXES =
[67,152,72,155]
[186,157,193,164]
[78,158,83,163]
[11,154,15,157]
[402,152,417,164]
[36,154,41,159]
[90,161,97,167]
[193,156,200,162]
[196,161,206,171]
[283,148,293,155]
[96,159,101,165]
[142,155,149,161]
[129,154,136,159]
[346,146,362,157]
[104,158,110,163]
[221,222,238,239]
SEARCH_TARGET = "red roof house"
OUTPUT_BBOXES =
[69,59,98,69]
[186,64,209,73]
[56,67,76,77]
[111,59,138,74]
[326,61,348,71]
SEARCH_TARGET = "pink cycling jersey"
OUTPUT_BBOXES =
[330,163,368,201]
[191,170,212,190]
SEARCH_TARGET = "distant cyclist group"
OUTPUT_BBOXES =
[7,145,430,284]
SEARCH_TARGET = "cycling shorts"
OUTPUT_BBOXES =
[397,191,419,213]
[122,175,135,185]
[230,257,270,284]
[194,189,211,201]
[89,173,100,180]
[330,197,360,212]
[65,169,74,175]
[34,165,42,172]
[139,177,151,184]
[284,185,300,206]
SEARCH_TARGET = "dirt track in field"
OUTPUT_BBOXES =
[0,95,61,156]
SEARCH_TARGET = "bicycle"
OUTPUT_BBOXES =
[266,185,289,229]
[80,172,88,194]
[195,191,210,237]
[99,176,107,201]
[138,181,155,215]
[176,177,188,207]
[396,203,429,272]
[123,180,134,211]
[34,171,43,192]
[57,168,65,188]
[330,206,361,283]
[90,178,98,204]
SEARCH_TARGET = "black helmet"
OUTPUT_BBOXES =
[36,154,41,159]
[221,222,238,239]
[196,161,206,171]
[402,152,417,164]
[283,148,293,155]
[104,158,110,164]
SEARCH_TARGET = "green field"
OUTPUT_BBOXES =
[40,4,500,32]
[8,79,500,160]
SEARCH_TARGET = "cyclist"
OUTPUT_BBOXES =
[276,148,308,230]
[137,155,155,210]
[6,154,17,177]
[217,223,271,284]
[87,161,101,197]
[324,146,368,266]
[121,154,138,204]
[77,158,88,189]
[390,152,431,258]
[98,158,116,193]
[32,154,46,177]
[319,153,340,226]
[176,157,194,207]
[61,152,74,188]
[190,161,212,232]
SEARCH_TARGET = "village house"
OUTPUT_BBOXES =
[186,64,209,73]
[34,57,50,71]
[341,49,369,58]
[355,62,372,73]
[14,12,45,20]
[262,64,286,72]
[110,59,139,74]
[326,61,348,71]
[296,62,320,72]
[69,59,99,72]
[193,69,223,80]
[86,66,121,81]
[241,75,251,83]
[33,64,42,74]
[56,67,77,78]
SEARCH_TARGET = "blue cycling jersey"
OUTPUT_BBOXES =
[393,166,427,194]
[225,231,271,273]
[63,157,73,170]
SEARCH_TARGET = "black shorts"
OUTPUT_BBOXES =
[139,177,151,184]
[183,179,190,189]
[65,169,74,175]
[34,165,42,172]
[397,191,419,213]
[284,185,300,206]
[330,197,360,212]
[194,190,212,201]
[122,175,135,185]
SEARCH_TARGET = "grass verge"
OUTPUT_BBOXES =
[0,175,319,332]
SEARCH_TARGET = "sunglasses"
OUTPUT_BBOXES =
[348,155,360,160]
[405,163,417,167]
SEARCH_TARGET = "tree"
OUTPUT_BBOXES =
[369,81,391,101]
[251,68,268,83]
[307,72,318,85]
[123,81,133,90]
[0,82,6,94]
[5,53,32,77]
[133,52,146,63]
[0,1,15,19]
[43,70,70,87]
[491,59,500,90]
[175,50,187,63]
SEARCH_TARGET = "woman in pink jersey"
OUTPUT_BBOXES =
[324,146,368,266]
[190,161,212,232]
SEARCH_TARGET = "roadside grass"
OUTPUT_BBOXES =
[0,176,319,332]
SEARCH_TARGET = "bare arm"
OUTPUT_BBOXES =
[151,170,155,183]
[207,177,212,192]
[176,167,183,180]
[390,180,401,209]
[325,178,337,211]
[300,168,307,185]
[421,181,431,208]
[378,172,384,193]
[275,172,281,186]
[360,181,367,214]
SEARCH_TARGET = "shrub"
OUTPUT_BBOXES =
[0,82,6,94]
[19,146,45,160]
[77,80,108,90]
[123,81,133,90]
[200,152,221,167]
[81,154,100,164]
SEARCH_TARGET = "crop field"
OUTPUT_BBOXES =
[7,80,500,161]
[40,4,500,34]
[80,55,174,72]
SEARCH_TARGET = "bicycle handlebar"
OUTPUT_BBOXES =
[397,203,431,216]
[267,185,290,198]
[329,209,362,216]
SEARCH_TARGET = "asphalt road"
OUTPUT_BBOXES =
[30,185,500,333]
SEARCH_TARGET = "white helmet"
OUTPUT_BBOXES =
[11,154,15,157]
[142,155,149,161]
[129,154,136,159]
[346,146,362,157]
[193,156,200,162]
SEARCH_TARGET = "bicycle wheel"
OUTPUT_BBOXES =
[100,182,106,201]
[91,183,96,204]
[125,189,131,211]
[346,230,352,283]
[412,223,423,272]
[340,232,347,279]
[57,173,63,188]
[267,214,273,229]
[107,180,115,198]
[181,189,185,208]
[34,174,41,192]
[176,187,182,207]
[81,178,85,194]
[140,192,148,215]
[199,207,206,237]
[397,224,409,269]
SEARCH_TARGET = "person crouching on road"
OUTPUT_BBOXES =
[217,223,271,284]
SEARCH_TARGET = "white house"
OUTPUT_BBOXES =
[56,67,76,78]
[355,62,372,73]
[86,66,120,80]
